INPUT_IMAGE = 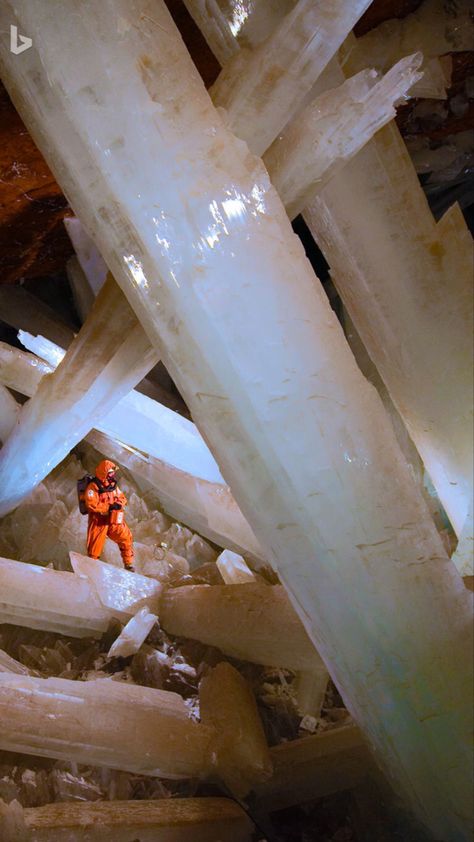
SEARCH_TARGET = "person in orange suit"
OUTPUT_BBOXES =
[85,459,135,572]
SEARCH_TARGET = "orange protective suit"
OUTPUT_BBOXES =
[85,459,134,570]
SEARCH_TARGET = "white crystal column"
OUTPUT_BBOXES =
[304,126,474,550]
[0,673,214,778]
[0,3,471,837]
[264,55,423,219]
[210,0,372,155]
[0,276,159,515]
[0,387,19,445]
[200,0,474,566]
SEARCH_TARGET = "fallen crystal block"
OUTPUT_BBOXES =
[161,584,323,671]
[0,555,111,637]
[200,662,272,797]
[23,798,254,841]
[0,674,213,779]
[107,608,158,659]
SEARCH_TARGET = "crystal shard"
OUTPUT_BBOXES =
[107,608,158,659]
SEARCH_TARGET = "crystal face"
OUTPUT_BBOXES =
[0,0,471,839]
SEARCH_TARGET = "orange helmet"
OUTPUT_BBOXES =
[95,459,118,484]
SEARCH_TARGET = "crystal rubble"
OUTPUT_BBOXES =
[19,330,224,486]
[1,4,471,837]
[254,724,371,813]
[107,607,158,659]
[210,0,373,156]
[0,278,159,518]
[21,798,254,842]
[264,54,424,219]
[63,217,107,300]
[0,673,214,779]
[199,662,272,797]
[161,584,323,671]
[0,387,19,446]
[216,549,255,584]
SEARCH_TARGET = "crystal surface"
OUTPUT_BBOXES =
[0,3,471,837]
[200,662,272,797]
[161,584,323,671]
[0,673,213,779]
[216,549,255,584]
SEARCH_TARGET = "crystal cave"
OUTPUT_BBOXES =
[0,1,472,841]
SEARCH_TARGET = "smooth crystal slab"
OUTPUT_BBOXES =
[255,725,370,811]
[107,607,158,658]
[305,125,474,552]
[0,277,159,517]
[264,54,423,219]
[21,798,253,842]
[0,386,19,445]
[0,554,161,637]
[0,556,111,637]
[22,798,253,842]
[161,584,323,671]
[0,673,213,779]
[0,4,471,837]
[200,662,273,797]
[210,0,372,155]
[66,256,95,323]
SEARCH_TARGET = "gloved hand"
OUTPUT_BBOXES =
[109,502,122,511]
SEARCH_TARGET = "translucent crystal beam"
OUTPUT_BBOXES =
[19,331,223,485]
[0,3,471,837]
[202,0,474,565]
[343,0,473,80]
[0,277,159,516]
[210,0,373,155]
[21,798,254,842]
[160,583,323,671]
[264,54,424,219]
[200,661,273,797]
[0,673,214,778]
